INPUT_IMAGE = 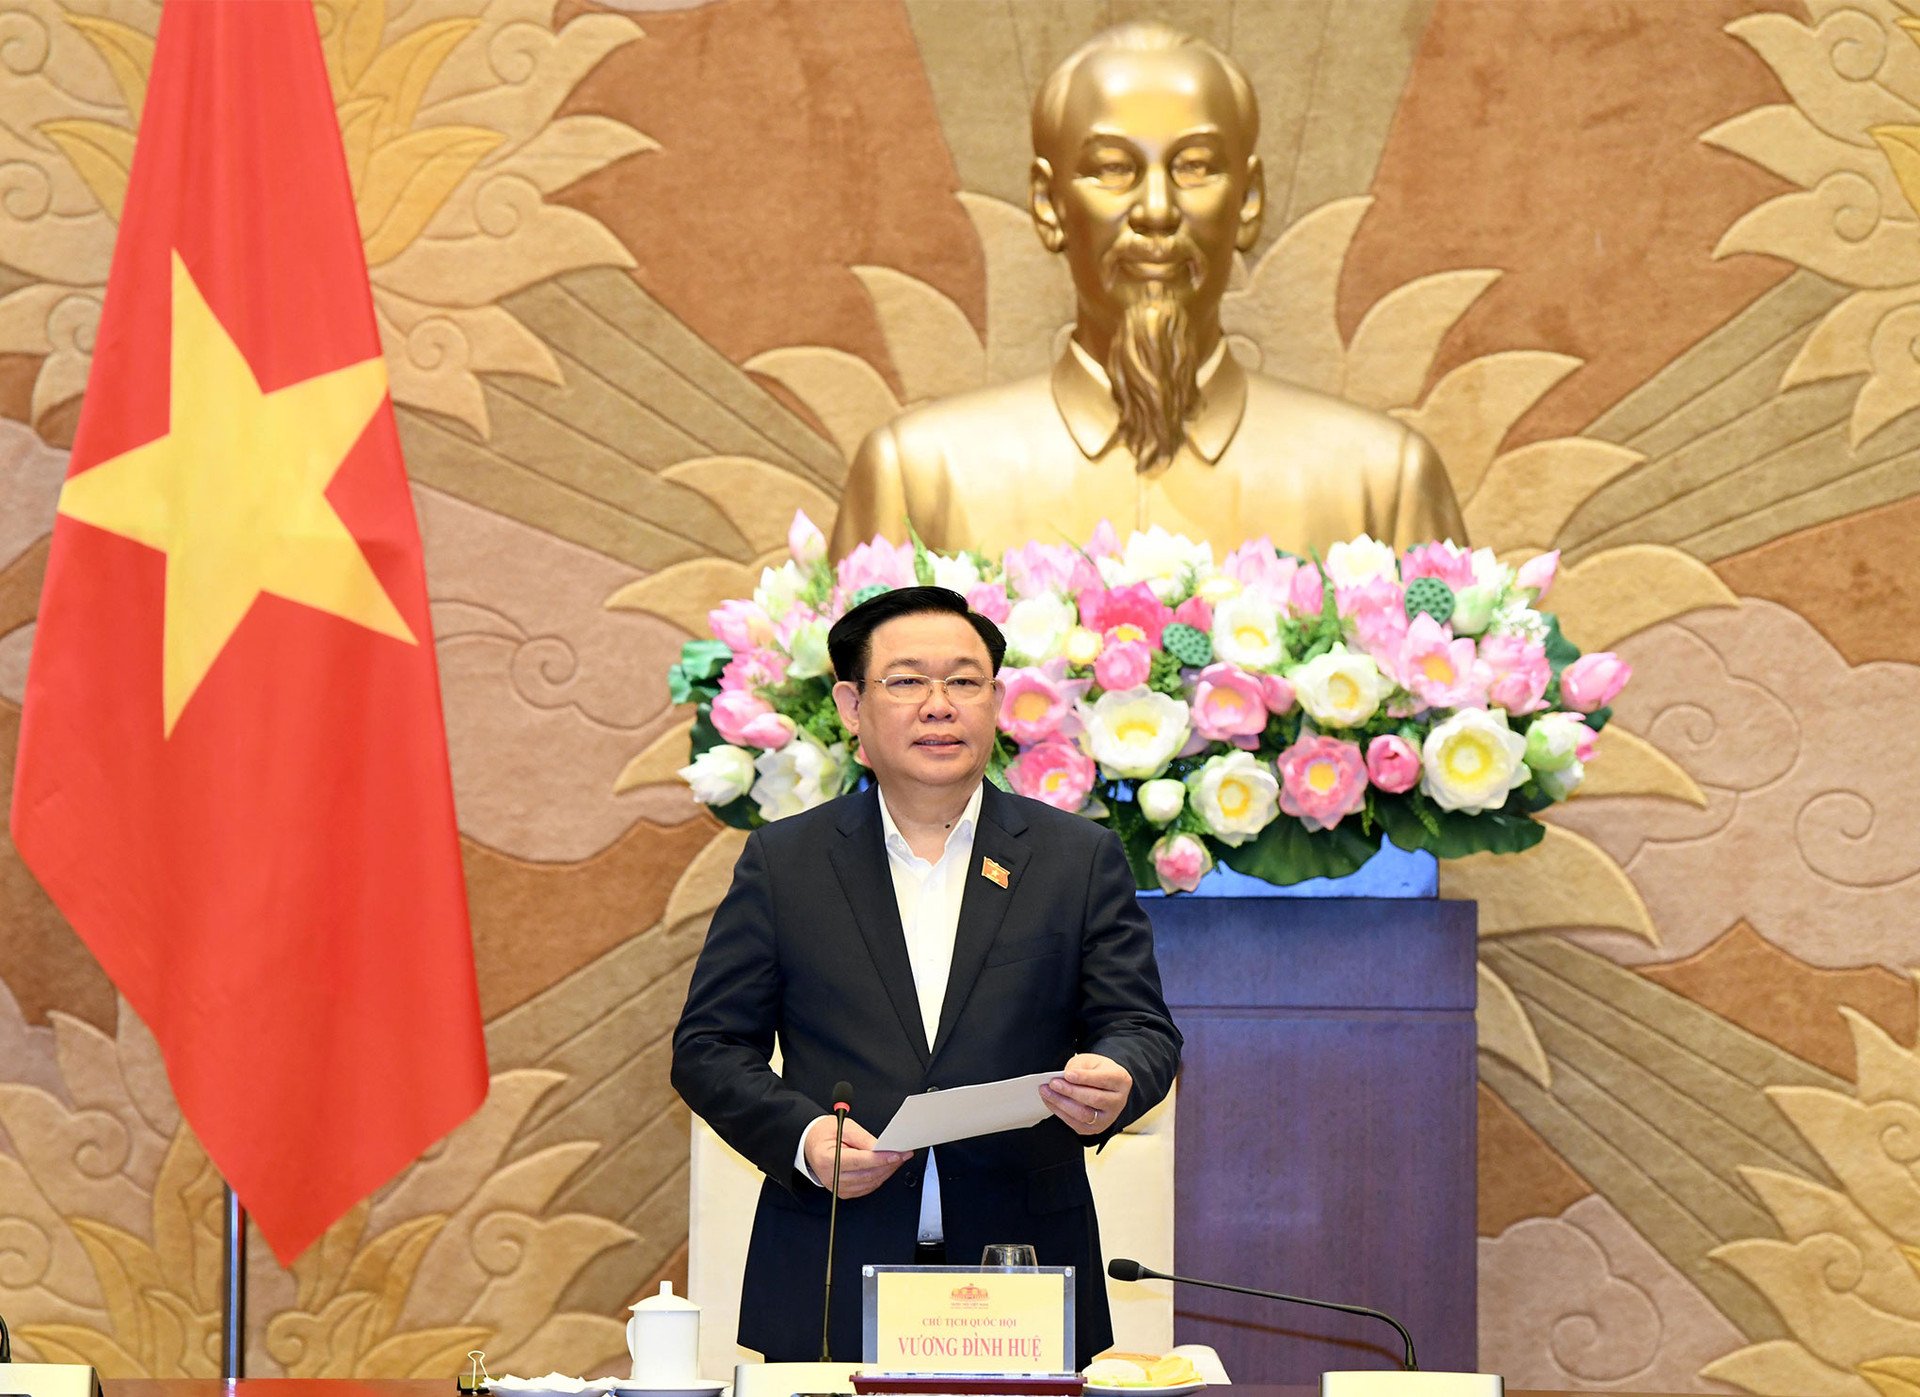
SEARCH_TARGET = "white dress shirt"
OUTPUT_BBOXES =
[794,781,984,1243]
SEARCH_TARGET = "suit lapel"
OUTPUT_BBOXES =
[931,785,1030,1062]
[827,787,930,1066]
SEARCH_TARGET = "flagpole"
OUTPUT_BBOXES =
[221,1184,246,1379]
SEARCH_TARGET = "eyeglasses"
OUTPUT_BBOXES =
[862,673,997,704]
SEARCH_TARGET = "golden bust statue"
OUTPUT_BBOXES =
[830,21,1467,560]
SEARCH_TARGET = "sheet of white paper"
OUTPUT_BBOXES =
[872,1070,1059,1152]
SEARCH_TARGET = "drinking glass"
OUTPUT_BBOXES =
[981,1242,1039,1268]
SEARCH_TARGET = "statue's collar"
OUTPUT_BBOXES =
[1052,335,1247,466]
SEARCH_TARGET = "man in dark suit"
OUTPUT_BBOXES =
[672,586,1182,1367]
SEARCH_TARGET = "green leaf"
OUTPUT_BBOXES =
[1374,795,1545,859]
[710,793,761,830]
[801,560,835,611]
[1539,613,1580,673]
[1105,795,1165,891]
[986,736,1014,790]
[1216,816,1377,885]
[669,639,734,704]
[1148,651,1186,696]
[682,638,733,678]
[688,709,724,754]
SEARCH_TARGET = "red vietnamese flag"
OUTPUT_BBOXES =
[10,0,487,1262]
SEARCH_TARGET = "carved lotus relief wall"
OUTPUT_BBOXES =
[3,0,1920,1389]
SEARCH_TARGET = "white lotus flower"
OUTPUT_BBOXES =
[930,552,984,594]
[1137,778,1187,825]
[1003,593,1077,665]
[753,560,808,620]
[1081,687,1191,780]
[751,737,846,821]
[1185,750,1280,846]
[1211,590,1286,670]
[1098,526,1214,601]
[1324,534,1399,589]
[784,618,831,679]
[1288,647,1393,728]
[679,744,756,805]
[1420,709,1529,813]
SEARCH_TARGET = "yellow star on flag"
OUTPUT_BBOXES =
[57,251,416,736]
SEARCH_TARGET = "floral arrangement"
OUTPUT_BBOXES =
[669,513,1630,892]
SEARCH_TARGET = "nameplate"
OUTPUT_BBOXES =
[0,1365,105,1397]
[861,1266,1075,1375]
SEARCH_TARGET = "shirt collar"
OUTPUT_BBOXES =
[1052,334,1247,466]
[879,781,985,864]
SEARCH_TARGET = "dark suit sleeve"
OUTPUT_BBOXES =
[1077,827,1182,1135]
[670,829,822,1193]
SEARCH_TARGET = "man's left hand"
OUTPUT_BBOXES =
[1039,1053,1133,1136]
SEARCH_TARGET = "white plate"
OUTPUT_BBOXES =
[1081,1382,1205,1397]
[613,1382,727,1397]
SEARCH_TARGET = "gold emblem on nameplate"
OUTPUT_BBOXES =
[981,857,1010,888]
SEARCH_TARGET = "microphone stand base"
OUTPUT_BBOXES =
[1323,1372,1502,1397]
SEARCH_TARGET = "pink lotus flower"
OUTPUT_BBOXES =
[835,536,915,596]
[1289,561,1329,617]
[773,604,821,646]
[1087,519,1123,559]
[1401,541,1476,590]
[1078,581,1174,647]
[788,509,827,565]
[1172,595,1213,632]
[1003,541,1099,599]
[1480,634,1551,715]
[709,598,774,652]
[1150,833,1213,893]
[1260,674,1296,715]
[1560,652,1631,712]
[1365,734,1421,794]
[999,666,1079,744]
[1189,663,1268,747]
[711,689,796,749]
[1551,656,1628,713]
[966,582,1012,624]
[1516,549,1559,600]
[1222,539,1301,607]
[720,646,788,693]
[1277,734,1369,831]
[1338,574,1406,624]
[1006,738,1096,812]
[1094,639,1153,692]
[1398,613,1487,710]
[1347,586,1410,667]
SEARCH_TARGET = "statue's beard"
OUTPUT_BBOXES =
[1105,280,1203,473]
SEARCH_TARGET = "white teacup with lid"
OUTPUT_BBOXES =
[626,1281,701,1387]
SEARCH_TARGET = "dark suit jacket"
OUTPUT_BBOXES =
[671,781,1183,1366]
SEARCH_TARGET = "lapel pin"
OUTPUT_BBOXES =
[981,856,1010,889]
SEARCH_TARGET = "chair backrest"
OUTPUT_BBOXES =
[687,1085,1178,1378]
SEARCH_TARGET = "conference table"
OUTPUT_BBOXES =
[106,1379,1686,1397]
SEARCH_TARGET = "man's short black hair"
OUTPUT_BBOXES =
[827,585,1008,683]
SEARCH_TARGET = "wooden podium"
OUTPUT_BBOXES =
[1145,895,1478,1382]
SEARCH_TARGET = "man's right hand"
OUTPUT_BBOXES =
[805,1116,910,1199]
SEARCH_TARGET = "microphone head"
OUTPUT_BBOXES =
[1107,1258,1145,1282]
[832,1079,854,1113]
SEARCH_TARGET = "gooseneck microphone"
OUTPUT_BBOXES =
[819,1081,855,1361]
[1107,1257,1419,1371]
